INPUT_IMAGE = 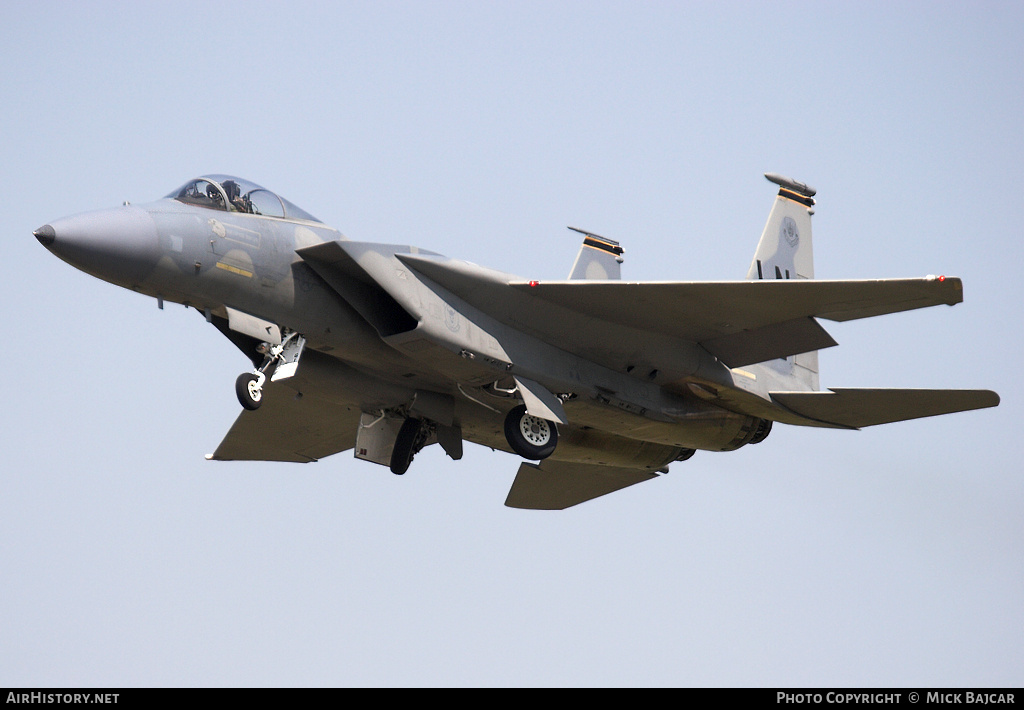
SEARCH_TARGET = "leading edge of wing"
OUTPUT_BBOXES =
[769,388,1000,429]
[509,276,963,328]
[505,459,661,510]
[209,381,362,463]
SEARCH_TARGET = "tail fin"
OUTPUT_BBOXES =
[748,174,821,390]
[746,173,816,281]
[567,226,623,280]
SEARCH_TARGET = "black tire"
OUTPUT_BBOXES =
[236,373,263,411]
[390,417,423,475]
[503,405,558,460]
[675,448,696,462]
[749,419,772,445]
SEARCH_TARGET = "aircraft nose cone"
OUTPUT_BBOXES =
[38,206,160,289]
[34,224,56,246]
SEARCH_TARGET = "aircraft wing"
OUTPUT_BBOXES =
[210,382,362,462]
[507,277,963,325]
[394,253,963,367]
[769,388,1000,429]
[504,459,661,510]
[513,277,963,367]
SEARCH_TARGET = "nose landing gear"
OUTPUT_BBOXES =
[236,371,266,410]
[234,331,306,410]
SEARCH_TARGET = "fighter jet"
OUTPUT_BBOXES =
[35,173,999,508]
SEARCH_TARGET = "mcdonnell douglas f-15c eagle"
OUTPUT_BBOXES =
[36,173,999,508]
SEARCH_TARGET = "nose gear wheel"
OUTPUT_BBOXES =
[236,372,265,411]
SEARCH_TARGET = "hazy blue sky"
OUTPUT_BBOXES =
[2,1,1021,687]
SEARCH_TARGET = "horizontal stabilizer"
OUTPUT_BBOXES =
[210,382,361,462]
[505,459,660,510]
[770,388,1000,429]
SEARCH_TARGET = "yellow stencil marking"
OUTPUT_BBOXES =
[215,261,253,278]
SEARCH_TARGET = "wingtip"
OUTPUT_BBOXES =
[926,274,964,305]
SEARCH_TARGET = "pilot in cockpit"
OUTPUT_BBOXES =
[205,182,224,208]
[222,180,248,213]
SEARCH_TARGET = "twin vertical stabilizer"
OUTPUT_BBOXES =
[747,173,816,281]
[747,174,820,390]
[567,226,624,280]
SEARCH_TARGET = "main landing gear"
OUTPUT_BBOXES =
[389,417,432,475]
[387,404,559,475]
[503,404,558,460]
[235,331,306,410]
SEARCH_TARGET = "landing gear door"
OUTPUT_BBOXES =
[354,413,404,467]
[226,306,282,344]
[270,335,306,382]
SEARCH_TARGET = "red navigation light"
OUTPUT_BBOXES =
[529,280,539,287]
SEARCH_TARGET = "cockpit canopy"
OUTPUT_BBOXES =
[167,175,321,223]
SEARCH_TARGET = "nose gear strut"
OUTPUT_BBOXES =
[235,331,306,410]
